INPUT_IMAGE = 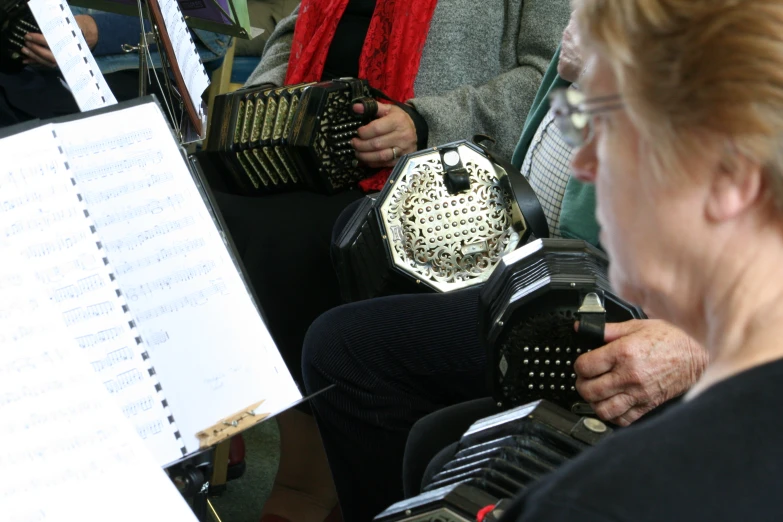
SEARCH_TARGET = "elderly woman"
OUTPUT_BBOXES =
[497,0,783,519]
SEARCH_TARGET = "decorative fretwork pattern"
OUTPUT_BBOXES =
[381,151,520,292]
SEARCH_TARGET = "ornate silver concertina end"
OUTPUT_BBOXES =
[334,139,549,302]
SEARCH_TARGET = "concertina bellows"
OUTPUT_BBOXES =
[479,239,646,415]
[375,400,612,521]
[204,78,380,195]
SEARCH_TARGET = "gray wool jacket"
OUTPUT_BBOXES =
[245,0,570,161]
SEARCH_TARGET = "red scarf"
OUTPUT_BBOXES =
[286,0,438,191]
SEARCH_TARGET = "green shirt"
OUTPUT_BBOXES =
[511,48,600,247]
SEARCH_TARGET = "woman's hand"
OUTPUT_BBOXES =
[351,102,418,168]
[574,319,708,426]
[22,15,98,68]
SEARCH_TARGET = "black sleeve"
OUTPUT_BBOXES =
[398,103,429,151]
[499,494,621,522]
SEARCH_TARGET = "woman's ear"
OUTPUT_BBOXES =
[706,149,764,222]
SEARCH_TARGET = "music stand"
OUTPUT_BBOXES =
[69,0,251,38]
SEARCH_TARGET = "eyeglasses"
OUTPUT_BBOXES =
[549,88,624,148]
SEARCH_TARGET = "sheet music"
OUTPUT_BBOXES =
[157,0,209,121]
[27,0,117,112]
[0,124,184,465]
[57,101,302,452]
[0,226,196,521]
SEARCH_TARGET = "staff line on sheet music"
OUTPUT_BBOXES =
[75,326,125,349]
[0,297,39,319]
[0,374,85,407]
[1,184,71,213]
[0,350,63,379]
[0,400,96,437]
[0,325,50,344]
[0,427,117,469]
[61,301,115,326]
[74,152,164,182]
[3,207,80,238]
[114,238,206,276]
[126,261,216,300]
[137,419,164,440]
[82,172,174,205]
[35,253,99,285]
[65,128,153,157]
[144,330,170,347]
[104,368,144,394]
[24,232,89,259]
[104,216,196,252]
[90,346,134,373]
[135,280,228,323]
[0,447,137,501]
[0,162,59,188]
[52,274,105,303]
[92,195,185,228]
[121,395,155,418]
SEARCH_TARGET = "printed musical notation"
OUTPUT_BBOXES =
[113,238,205,276]
[67,128,152,158]
[1,184,70,213]
[24,232,88,259]
[0,379,67,408]
[103,369,144,394]
[82,172,174,206]
[90,346,134,373]
[35,254,99,285]
[3,207,79,238]
[1,400,92,437]
[121,395,155,418]
[0,161,59,190]
[126,262,215,300]
[135,280,228,323]
[74,152,164,182]
[0,297,39,320]
[157,0,209,121]
[75,326,125,349]
[137,419,164,440]
[143,330,169,347]
[104,216,195,252]
[0,273,23,290]
[0,428,114,468]
[62,301,114,326]
[0,351,60,380]
[51,274,105,303]
[92,195,185,228]
[27,0,117,112]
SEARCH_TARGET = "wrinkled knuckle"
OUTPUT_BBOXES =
[625,365,646,386]
[575,379,591,400]
[573,356,589,376]
[593,403,616,421]
[371,137,383,150]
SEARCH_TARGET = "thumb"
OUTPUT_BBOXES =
[573,319,643,343]
[353,101,393,117]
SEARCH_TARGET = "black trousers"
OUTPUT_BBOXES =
[213,189,362,387]
[301,286,491,521]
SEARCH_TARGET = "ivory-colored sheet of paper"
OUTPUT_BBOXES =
[0,241,196,521]
[157,0,209,121]
[0,124,184,465]
[27,0,117,111]
[57,101,302,453]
